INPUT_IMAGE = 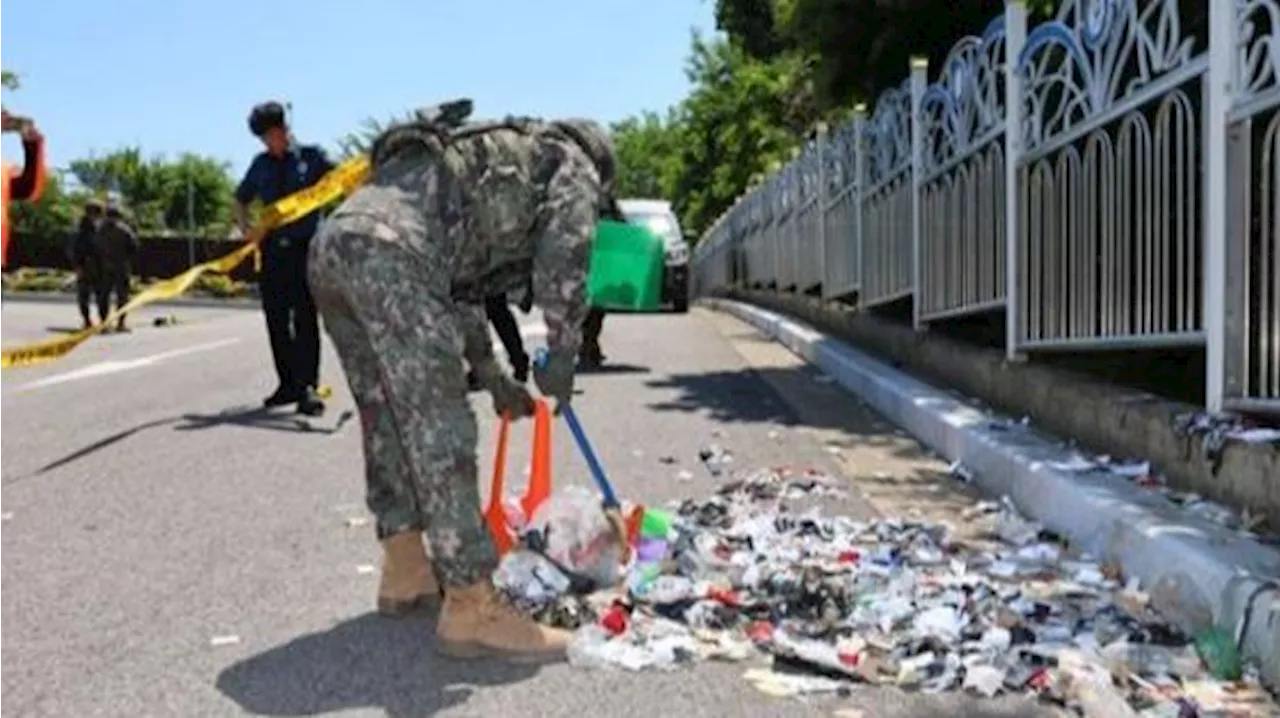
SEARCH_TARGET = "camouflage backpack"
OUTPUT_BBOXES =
[369,99,614,189]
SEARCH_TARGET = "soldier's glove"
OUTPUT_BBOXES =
[533,348,577,410]
[474,360,535,419]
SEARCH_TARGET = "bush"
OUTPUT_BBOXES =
[2,268,252,299]
[2,268,75,293]
[193,273,251,298]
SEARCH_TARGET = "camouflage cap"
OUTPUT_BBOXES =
[551,118,615,189]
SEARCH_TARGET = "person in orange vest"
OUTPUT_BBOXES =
[1,109,47,270]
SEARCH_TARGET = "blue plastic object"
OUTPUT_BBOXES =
[533,348,620,508]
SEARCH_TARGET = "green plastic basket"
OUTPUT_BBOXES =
[586,220,664,311]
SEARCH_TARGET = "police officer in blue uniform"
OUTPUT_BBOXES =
[233,101,332,416]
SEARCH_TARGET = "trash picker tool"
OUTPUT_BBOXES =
[534,349,630,561]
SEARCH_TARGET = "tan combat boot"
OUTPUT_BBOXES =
[376,531,440,616]
[435,581,571,662]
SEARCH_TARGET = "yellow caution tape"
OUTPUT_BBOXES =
[1,155,372,370]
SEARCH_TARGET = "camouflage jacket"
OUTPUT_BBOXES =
[94,216,139,269]
[361,119,609,366]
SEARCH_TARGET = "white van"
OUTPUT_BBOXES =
[616,198,690,313]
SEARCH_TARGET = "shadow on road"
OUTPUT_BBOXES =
[19,416,180,479]
[176,405,355,435]
[643,362,987,521]
[575,362,648,375]
[7,406,354,483]
[216,612,540,718]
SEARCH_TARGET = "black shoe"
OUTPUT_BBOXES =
[264,386,303,408]
[466,371,482,392]
[297,387,326,417]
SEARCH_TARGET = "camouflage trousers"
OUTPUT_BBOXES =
[307,196,499,589]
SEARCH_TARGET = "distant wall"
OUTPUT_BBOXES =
[6,231,259,283]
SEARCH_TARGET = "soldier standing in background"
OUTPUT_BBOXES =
[94,202,139,333]
[70,199,105,329]
[307,100,616,663]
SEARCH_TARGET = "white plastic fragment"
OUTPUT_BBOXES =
[963,664,1005,697]
[355,564,376,575]
[210,635,241,647]
[948,460,974,482]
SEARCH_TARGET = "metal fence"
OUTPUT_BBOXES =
[692,0,1280,416]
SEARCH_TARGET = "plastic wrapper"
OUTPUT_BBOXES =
[525,486,627,590]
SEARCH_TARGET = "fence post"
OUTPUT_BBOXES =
[853,104,868,300]
[817,122,829,298]
[910,57,929,331]
[1004,0,1028,362]
[1203,0,1234,413]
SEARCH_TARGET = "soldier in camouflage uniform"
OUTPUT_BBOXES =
[95,202,139,333]
[307,100,614,662]
[70,199,105,329]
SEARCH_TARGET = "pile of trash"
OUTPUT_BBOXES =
[493,470,1275,716]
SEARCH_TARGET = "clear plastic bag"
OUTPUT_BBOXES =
[525,486,627,589]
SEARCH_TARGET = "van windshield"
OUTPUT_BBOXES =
[623,210,680,242]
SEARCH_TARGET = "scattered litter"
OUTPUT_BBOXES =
[677,470,695,482]
[744,667,848,697]
[210,635,241,647]
[1,512,12,521]
[1038,443,1265,538]
[699,445,734,476]
[344,516,370,528]
[659,456,678,465]
[355,564,376,575]
[490,467,1274,714]
[948,461,974,483]
[768,430,781,440]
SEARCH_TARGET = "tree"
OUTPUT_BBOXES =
[1,70,19,92]
[609,111,682,200]
[665,33,819,238]
[335,112,416,160]
[68,148,235,235]
[714,0,1061,109]
[9,173,85,254]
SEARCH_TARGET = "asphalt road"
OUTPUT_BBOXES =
[1,296,1055,718]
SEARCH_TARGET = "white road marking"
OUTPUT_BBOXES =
[14,338,242,392]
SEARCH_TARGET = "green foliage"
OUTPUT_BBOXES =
[610,110,682,200]
[335,112,417,160]
[10,172,80,239]
[1,69,19,92]
[192,273,251,298]
[68,149,235,235]
[609,0,1070,245]
[1,267,73,293]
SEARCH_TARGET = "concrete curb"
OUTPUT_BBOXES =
[704,297,1280,690]
[2,291,260,311]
